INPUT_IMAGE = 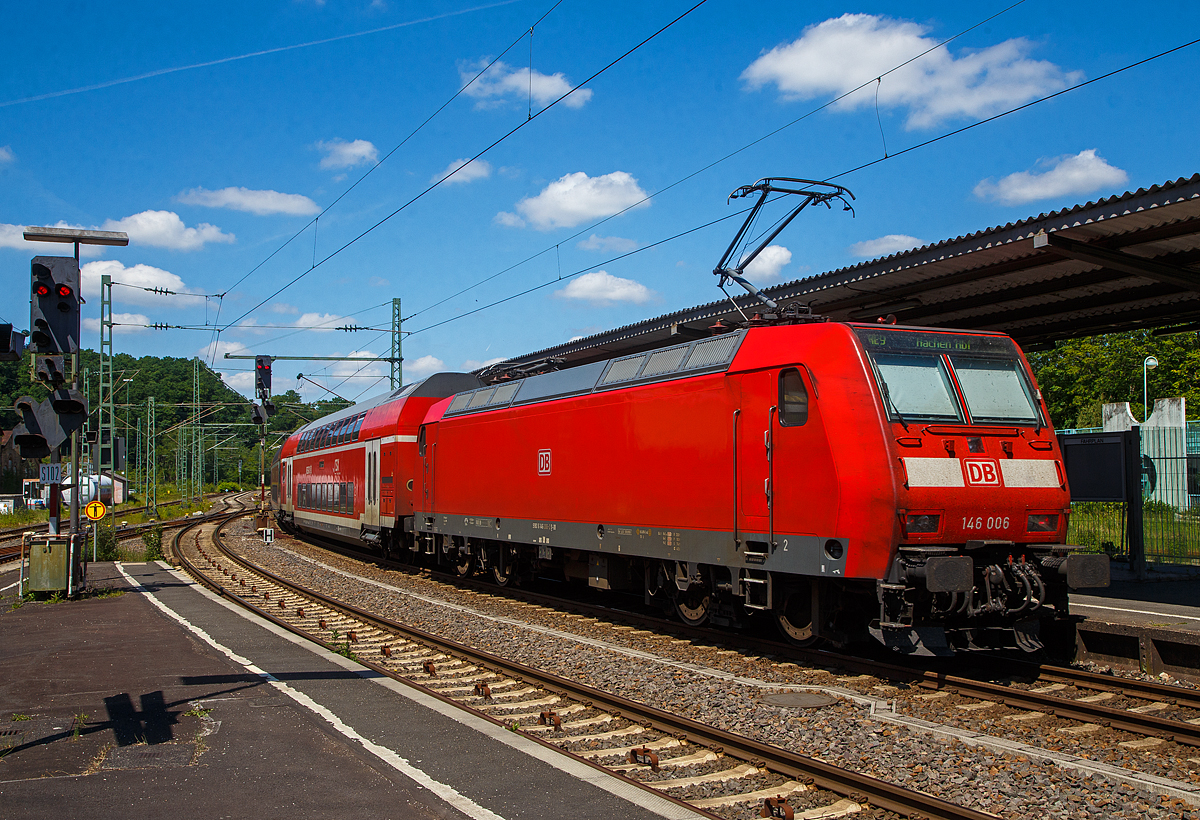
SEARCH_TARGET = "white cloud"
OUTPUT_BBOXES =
[742,14,1082,129]
[330,350,387,380]
[270,302,299,315]
[81,259,200,306]
[0,146,12,163]
[741,244,792,284]
[973,149,1129,206]
[177,186,320,216]
[407,354,445,378]
[848,234,925,259]
[578,234,638,253]
[82,312,150,335]
[494,211,525,228]
[316,138,378,170]
[0,223,104,257]
[460,59,592,109]
[462,356,506,371]
[555,271,654,306]
[101,210,234,251]
[198,339,249,362]
[505,171,649,231]
[432,158,492,185]
[224,370,256,395]
[368,276,389,288]
[294,312,350,332]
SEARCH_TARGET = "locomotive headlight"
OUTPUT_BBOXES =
[1027,513,1060,532]
[904,514,940,534]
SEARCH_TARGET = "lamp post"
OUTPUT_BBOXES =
[1143,355,1158,422]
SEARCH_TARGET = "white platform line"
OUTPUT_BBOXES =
[114,563,506,820]
[140,561,706,820]
[1073,602,1200,623]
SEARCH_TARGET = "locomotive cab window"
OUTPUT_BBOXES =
[778,369,809,426]
[948,355,1041,425]
[871,353,962,422]
[418,426,426,456]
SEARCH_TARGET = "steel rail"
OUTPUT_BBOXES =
[288,530,1200,745]
[194,522,998,820]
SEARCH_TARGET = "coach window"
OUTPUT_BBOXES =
[418,426,426,457]
[351,414,364,440]
[346,482,354,512]
[779,368,809,426]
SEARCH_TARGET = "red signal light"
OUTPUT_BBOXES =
[34,282,51,297]
[56,283,73,298]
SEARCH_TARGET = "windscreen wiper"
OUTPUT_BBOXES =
[880,382,909,431]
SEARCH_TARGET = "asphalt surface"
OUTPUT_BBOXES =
[0,561,698,820]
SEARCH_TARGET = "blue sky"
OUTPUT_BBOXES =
[2,0,1197,401]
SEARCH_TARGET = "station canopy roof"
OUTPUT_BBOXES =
[501,173,1200,370]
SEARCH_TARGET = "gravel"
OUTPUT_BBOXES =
[223,524,1200,820]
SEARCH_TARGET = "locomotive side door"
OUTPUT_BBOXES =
[736,370,774,543]
[364,438,381,527]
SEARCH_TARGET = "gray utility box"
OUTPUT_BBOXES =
[27,537,71,592]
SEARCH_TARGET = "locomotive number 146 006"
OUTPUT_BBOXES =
[962,515,1010,531]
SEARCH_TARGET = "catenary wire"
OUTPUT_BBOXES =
[399,0,1032,324]
[204,0,566,364]
[399,34,1200,342]
[217,0,713,332]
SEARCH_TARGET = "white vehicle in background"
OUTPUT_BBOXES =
[61,474,116,506]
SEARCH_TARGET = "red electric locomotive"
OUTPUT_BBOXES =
[273,319,1108,655]
[272,179,1108,655]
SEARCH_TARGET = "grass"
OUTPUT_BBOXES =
[1069,500,1200,565]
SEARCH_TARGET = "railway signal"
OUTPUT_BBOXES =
[12,395,86,460]
[29,256,81,355]
[255,354,272,398]
[0,323,24,362]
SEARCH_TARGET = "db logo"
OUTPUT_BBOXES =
[537,449,552,476]
[963,459,1001,486]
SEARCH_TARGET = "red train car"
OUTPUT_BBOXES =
[274,373,481,556]
[275,320,1108,654]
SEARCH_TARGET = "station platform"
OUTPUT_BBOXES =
[1071,564,1200,681]
[0,560,700,820]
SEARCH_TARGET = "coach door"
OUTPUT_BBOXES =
[364,438,381,527]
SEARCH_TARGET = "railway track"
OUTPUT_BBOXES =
[252,530,1200,813]
[294,534,1200,752]
[176,513,997,820]
[0,493,251,564]
[0,491,237,547]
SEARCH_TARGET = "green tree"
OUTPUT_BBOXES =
[1027,330,1200,429]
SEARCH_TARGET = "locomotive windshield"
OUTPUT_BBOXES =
[854,328,1042,425]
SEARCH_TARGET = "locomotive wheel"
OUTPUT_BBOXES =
[491,546,518,587]
[453,554,475,577]
[775,585,818,646]
[674,587,713,627]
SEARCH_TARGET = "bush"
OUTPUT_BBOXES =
[142,524,164,561]
[94,520,119,561]
[217,481,241,493]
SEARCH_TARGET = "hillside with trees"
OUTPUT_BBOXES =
[0,350,355,493]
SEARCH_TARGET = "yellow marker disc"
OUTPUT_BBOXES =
[85,500,107,521]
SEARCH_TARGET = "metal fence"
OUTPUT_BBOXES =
[1060,422,1200,566]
